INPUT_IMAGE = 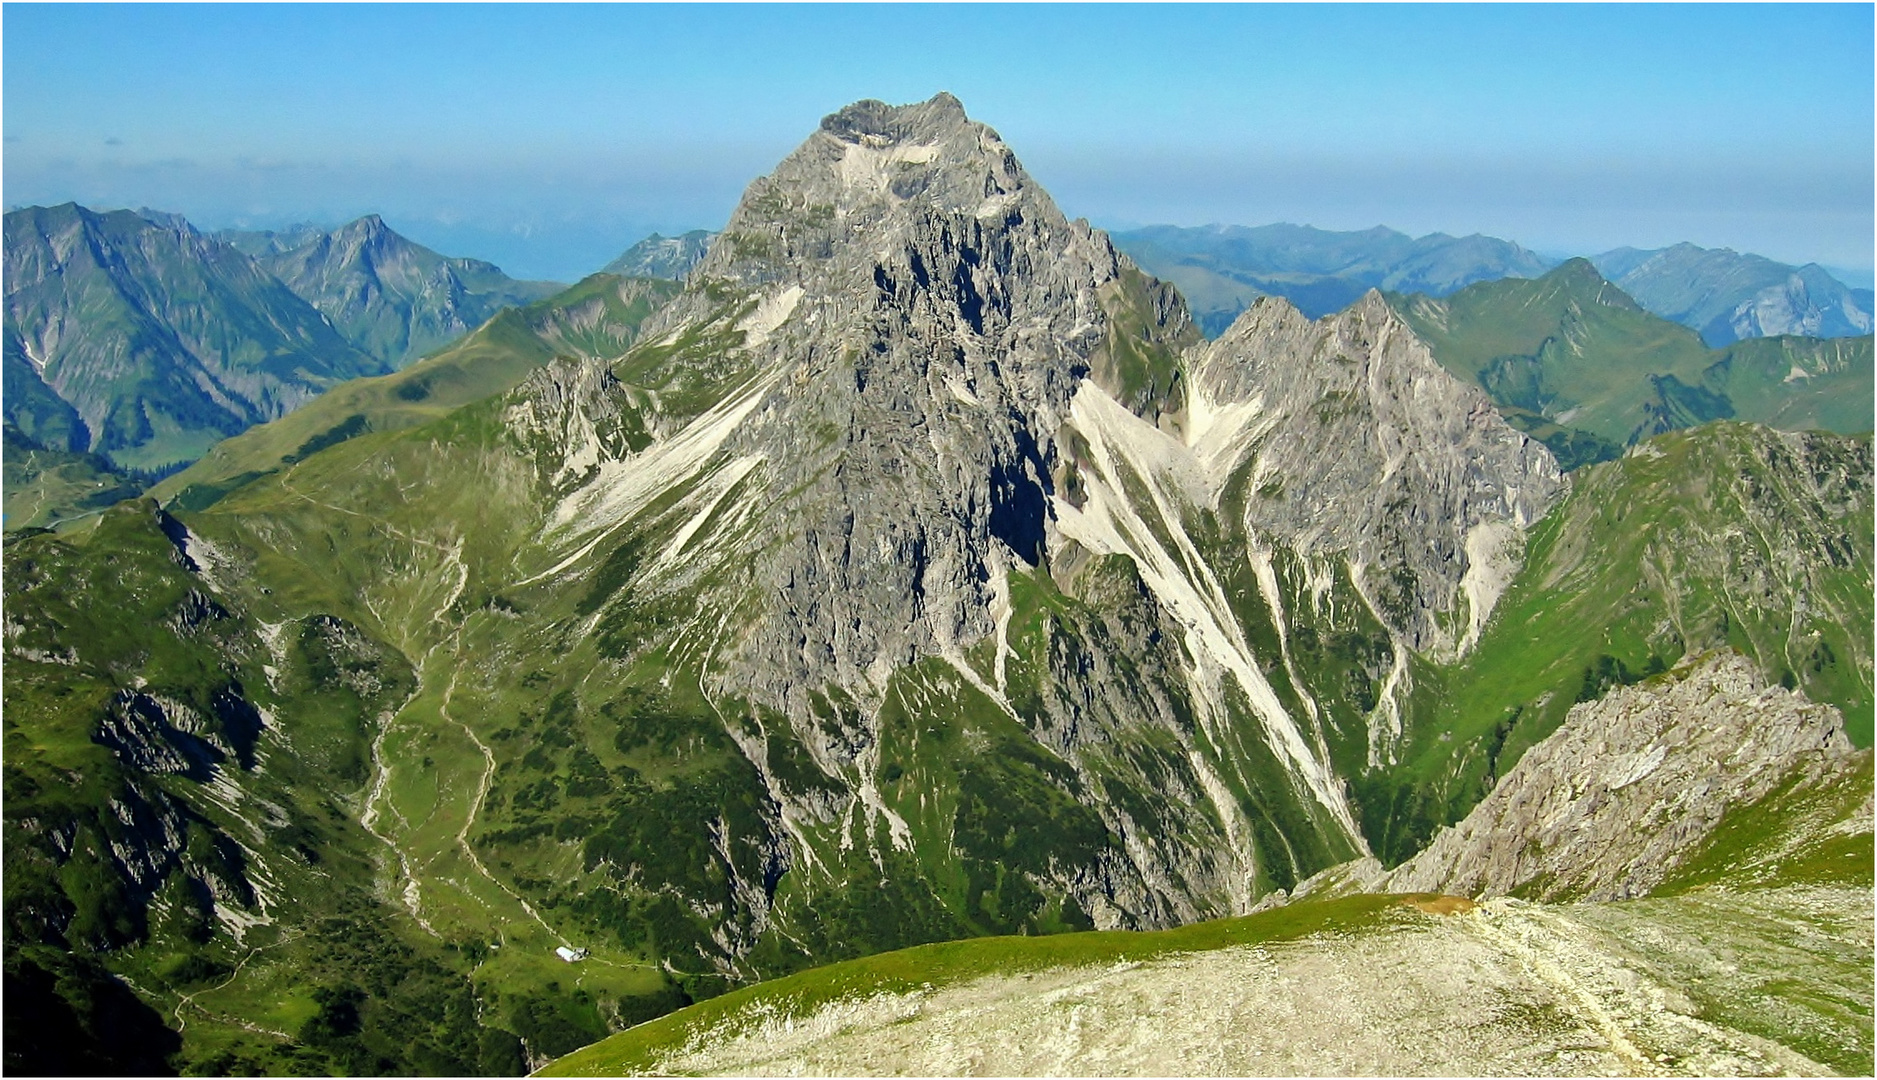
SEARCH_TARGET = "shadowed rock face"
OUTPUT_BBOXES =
[561,93,1196,723]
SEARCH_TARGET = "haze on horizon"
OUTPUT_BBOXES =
[5,3,1871,283]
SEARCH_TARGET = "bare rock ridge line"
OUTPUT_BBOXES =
[1191,293,1560,660]
[1291,650,1864,905]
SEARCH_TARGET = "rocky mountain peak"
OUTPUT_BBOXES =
[818,91,969,143]
[327,213,400,262]
[517,95,1572,904]
[1190,288,1561,665]
[340,212,389,237]
[602,230,716,281]
[534,94,1191,728]
[673,93,1059,295]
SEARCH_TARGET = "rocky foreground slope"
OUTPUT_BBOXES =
[1373,652,1859,902]
[548,885,1871,1078]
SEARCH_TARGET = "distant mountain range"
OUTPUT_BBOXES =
[1114,224,1874,346]
[4,204,382,475]
[1391,259,1874,468]
[1589,242,1875,346]
[1113,223,1552,334]
[218,215,561,368]
[2,204,563,527]
[601,230,714,280]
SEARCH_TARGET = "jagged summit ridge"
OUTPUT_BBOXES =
[543,94,1189,719]
[1192,291,1561,660]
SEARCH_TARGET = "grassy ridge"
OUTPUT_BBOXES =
[540,893,1405,1076]
[153,274,678,511]
[1394,261,1874,469]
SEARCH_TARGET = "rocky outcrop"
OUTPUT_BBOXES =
[1382,651,1855,902]
[1192,293,1562,658]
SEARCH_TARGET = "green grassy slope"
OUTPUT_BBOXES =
[1,439,142,531]
[7,262,1362,1072]
[1705,335,1875,436]
[1,503,527,1075]
[1357,423,1874,865]
[152,274,679,512]
[8,238,1871,1073]
[1393,261,1874,469]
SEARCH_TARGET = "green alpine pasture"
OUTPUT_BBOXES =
[154,274,679,513]
[1394,260,1874,469]
[1359,423,1874,864]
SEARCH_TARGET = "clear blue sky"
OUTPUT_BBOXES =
[6,3,1872,282]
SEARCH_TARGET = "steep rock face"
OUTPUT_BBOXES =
[507,94,1281,924]
[1381,652,1857,902]
[547,93,1192,721]
[1191,293,1560,658]
[479,95,1454,929]
[2,204,380,471]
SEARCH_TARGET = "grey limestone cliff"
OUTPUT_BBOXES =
[505,93,1584,919]
[1191,293,1561,658]
[1352,651,1860,902]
